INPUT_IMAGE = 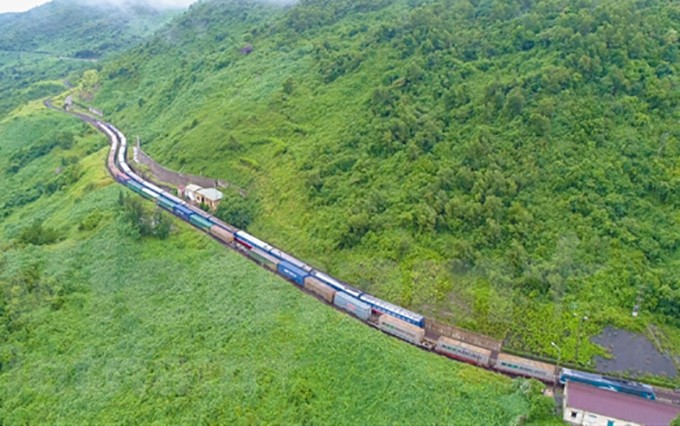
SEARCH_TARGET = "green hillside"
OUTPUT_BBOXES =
[91,0,680,369]
[0,0,181,118]
[0,0,179,56]
[0,106,555,423]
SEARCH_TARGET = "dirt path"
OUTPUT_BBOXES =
[133,139,247,197]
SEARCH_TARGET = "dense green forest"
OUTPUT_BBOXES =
[0,107,555,423]
[88,0,680,370]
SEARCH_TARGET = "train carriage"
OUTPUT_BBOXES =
[269,248,313,272]
[159,191,186,206]
[434,336,492,367]
[157,196,176,211]
[378,315,425,345]
[559,368,656,400]
[494,353,557,383]
[140,180,164,195]
[310,271,362,298]
[173,204,194,220]
[235,231,274,252]
[184,202,212,220]
[303,276,336,304]
[247,248,280,270]
[126,180,144,195]
[140,187,158,200]
[189,214,212,231]
[209,224,234,244]
[334,292,371,321]
[277,261,309,286]
[208,218,238,234]
[359,293,424,327]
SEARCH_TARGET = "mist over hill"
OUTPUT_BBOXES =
[0,0,184,55]
[0,0,186,118]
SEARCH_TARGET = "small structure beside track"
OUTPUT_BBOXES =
[563,381,680,425]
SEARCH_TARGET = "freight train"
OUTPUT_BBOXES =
[85,113,658,402]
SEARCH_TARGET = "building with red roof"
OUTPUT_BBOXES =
[564,381,680,426]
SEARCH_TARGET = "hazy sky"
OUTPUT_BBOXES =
[0,0,199,14]
[0,0,50,13]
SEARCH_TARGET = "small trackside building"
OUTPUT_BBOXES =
[197,187,223,211]
[564,381,680,426]
[182,184,223,211]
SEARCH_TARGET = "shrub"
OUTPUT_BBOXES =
[17,220,60,246]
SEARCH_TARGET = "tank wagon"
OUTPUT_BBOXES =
[89,116,659,403]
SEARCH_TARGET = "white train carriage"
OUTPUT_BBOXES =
[310,271,362,298]
[359,293,424,327]
[269,248,313,272]
[235,231,274,252]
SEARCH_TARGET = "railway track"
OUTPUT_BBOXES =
[45,100,680,408]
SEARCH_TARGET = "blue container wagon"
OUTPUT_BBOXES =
[277,261,309,286]
[173,204,194,220]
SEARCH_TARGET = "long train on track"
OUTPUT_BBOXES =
[53,102,660,402]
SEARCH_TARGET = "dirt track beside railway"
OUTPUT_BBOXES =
[133,139,247,196]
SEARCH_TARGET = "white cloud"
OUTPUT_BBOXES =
[0,0,297,15]
[71,0,198,10]
[0,0,51,14]
[0,0,199,14]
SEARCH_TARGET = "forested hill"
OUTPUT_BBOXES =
[94,0,680,368]
[0,0,181,59]
[0,0,182,119]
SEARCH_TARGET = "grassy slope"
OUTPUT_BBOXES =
[93,0,680,372]
[0,107,557,423]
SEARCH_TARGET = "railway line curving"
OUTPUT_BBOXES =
[45,100,680,407]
